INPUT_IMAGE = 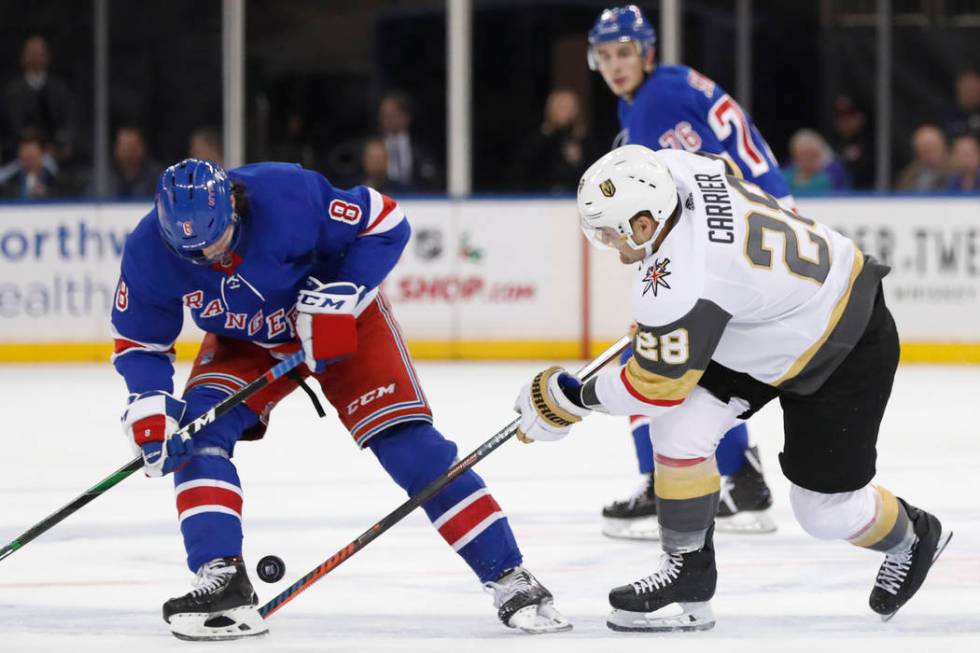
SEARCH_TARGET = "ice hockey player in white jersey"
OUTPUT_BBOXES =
[587,4,782,539]
[512,144,952,631]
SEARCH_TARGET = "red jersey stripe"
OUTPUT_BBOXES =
[654,453,710,467]
[113,338,176,356]
[360,194,398,234]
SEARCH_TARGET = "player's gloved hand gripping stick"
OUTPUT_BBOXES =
[0,350,306,564]
[258,335,631,619]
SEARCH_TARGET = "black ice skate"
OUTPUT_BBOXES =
[607,526,717,632]
[163,556,268,641]
[715,446,777,534]
[484,566,572,634]
[869,499,953,621]
[601,472,659,540]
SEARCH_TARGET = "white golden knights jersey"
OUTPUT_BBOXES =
[583,149,890,418]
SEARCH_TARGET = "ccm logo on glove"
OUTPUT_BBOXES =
[296,278,362,371]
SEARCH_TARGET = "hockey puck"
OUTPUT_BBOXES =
[257,555,286,583]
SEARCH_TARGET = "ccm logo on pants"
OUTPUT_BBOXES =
[348,384,396,415]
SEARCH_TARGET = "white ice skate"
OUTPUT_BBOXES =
[484,566,572,634]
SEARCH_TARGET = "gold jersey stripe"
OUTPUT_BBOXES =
[774,244,865,386]
[655,457,721,500]
[624,359,703,402]
[850,485,900,549]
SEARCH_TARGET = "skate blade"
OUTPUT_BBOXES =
[607,601,715,632]
[881,530,954,623]
[508,603,573,634]
[602,516,660,541]
[715,509,777,534]
[169,605,269,641]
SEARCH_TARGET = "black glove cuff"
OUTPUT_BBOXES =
[579,377,603,409]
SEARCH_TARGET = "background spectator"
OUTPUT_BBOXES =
[1,35,74,165]
[895,125,950,192]
[105,126,159,198]
[943,69,980,140]
[269,110,316,169]
[189,127,223,166]
[378,92,439,192]
[0,128,62,199]
[361,136,408,195]
[515,88,594,194]
[946,134,980,192]
[782,129,849,194]
[830,95,874,189]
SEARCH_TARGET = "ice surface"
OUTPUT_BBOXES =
[1,361,978,652]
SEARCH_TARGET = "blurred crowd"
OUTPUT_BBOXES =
[781,70,980,195]
[0,34,977,201]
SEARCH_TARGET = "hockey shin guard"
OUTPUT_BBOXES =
[369,422,522,582]
[174,455,245,572]
[174,388,259,572]
[655,454,721,552]
[791,483,914,553]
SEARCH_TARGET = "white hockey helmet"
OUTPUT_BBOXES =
[577,144,678,257]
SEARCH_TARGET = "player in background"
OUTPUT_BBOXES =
[513,145,951,631]
[587,4,790,538]
[111,159,570,640]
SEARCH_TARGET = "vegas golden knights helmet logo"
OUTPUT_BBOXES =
[599,179,616,197]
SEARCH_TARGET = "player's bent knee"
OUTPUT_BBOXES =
[182,387,259,452]
[790,483,875,540]
[368,421,460,494]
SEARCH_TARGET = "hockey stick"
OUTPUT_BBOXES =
[259,335,631,618]
[0,350,306,564]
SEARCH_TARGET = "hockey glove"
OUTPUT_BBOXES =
[514,366,591,443]
[122,391,190,477]
[295,277,361,373]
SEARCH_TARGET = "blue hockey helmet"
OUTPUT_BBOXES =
[156,158,239,264]
[587,5,657,71]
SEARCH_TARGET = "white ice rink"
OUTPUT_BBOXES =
[1,361,977,652]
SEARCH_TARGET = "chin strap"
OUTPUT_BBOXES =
[634,200,682,258]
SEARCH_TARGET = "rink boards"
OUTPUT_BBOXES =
[0,196,978,362]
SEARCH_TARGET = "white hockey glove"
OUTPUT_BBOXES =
[121,391,190,477]
[295,277,361,373]
[513,366,591,443]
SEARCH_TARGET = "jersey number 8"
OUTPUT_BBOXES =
[328,199,362,224]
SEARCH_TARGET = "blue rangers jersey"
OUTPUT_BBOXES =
[111,162,409,395]
[618,64,793,205]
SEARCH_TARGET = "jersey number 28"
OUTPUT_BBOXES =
[636,328,690,365]
[727,175,830,285]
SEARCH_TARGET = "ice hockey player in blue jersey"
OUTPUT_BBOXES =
[587,5,783,539]
[111,159,571,640]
